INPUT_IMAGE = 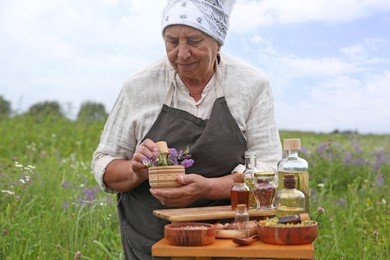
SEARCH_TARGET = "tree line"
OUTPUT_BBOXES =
[0,95,108,122]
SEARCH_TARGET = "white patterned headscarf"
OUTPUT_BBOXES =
[161,0,236,45]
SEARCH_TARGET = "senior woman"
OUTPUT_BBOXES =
[92,0,282,259]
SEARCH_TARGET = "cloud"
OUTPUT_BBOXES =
[0,0,167,116]
[231,0,390,33]
[0,0,389,134]
[277,72,390,133]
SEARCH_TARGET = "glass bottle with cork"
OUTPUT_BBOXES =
[275,174,306,216]
[234,204,250,237]
[230,172,249,210]
[277,138,310,213]
[243,151,257,209]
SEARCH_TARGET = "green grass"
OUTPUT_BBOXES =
[1,116,389,259]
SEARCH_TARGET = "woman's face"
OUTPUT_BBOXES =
[164,25,220,83]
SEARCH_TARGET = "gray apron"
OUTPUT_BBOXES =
[117,65,247,259]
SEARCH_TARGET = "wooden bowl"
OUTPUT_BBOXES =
[257,221,318,245]
[164,223,216,246]
[148,165,185,188]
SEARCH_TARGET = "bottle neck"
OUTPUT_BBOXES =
[286,150,299,158]
[245,155,257,169]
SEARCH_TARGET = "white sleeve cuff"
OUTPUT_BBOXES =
[91,153,122,193]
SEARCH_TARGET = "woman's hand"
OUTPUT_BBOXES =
[103,139,158,192]
[150,173,233,208]
[131,138,158,177]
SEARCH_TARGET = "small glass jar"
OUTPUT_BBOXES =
[230,173,249,210]
[254,172,276,210]
[235,204,250,237]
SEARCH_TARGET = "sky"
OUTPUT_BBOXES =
[1,0,390,134]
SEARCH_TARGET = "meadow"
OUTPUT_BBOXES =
[0,115,388,259]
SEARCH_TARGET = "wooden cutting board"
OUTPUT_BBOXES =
[153,205,276,223]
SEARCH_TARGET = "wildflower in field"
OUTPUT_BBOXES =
[78,187,101,205]
[343,152,352,164]
[372,231,379,239]
[372,148,386,171]
[317,183,325,188]
[14,161,23,168]
[314,207,326,221]
[62,180,73,188]
[352,141,363,154]
[334,197,348,207]
[376,174,385,186]
[74,250,81,259]
[1,190,15,195]
[2,229,8,236]
[300,147,309,155]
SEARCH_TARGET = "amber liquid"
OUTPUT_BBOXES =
[278,171,309,213]
[230,190,249,210]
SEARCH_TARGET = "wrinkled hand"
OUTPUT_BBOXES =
[131,138,158,178]
[150,173,208,208]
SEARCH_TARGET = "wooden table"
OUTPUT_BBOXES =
[153,205,276,223]
[152,238,315,260]
[152,205,315,259]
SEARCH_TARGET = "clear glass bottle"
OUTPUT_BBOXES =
[277,138,310,213]
[254,172,276,210]
[235,204,249,236]
[230,173,249,210]
[275,174,306,217]
[244,151,257,209]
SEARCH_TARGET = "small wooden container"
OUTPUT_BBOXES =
[257,221,318,245]
[164,223,216,246]
[148,165,185,188]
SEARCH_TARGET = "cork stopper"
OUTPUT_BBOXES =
[299,213,310,222]
[283,138,301,151]
[233,172,245,182]
[237,204,247,212]
[156,141,169,154]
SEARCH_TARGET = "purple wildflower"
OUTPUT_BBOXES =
[334,197,348,207]
[343,152,352,164]
[168,148,179,165]
[144,145,194,168]
[352,141,363,154]
[317,142,329,157]
[181,158,194,168]
[372,148,386,171]
[83,187,99,202]
[62,180,72,188]
[317,207,325,214]
[376,174,385,186]
[314,207,326,221]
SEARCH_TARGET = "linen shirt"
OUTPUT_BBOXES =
[92,53,282,192]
